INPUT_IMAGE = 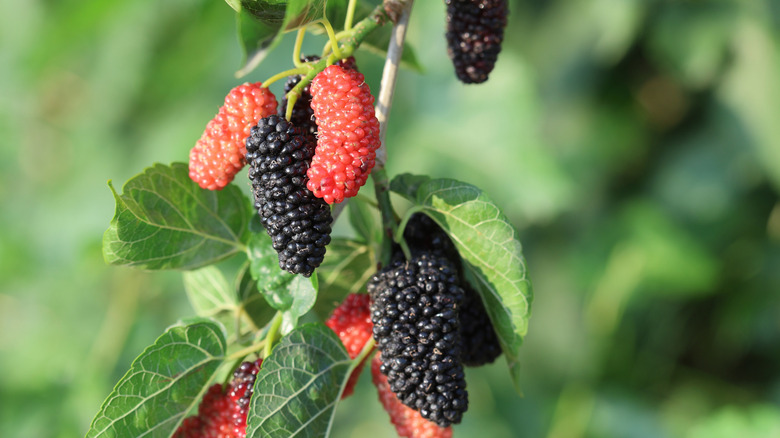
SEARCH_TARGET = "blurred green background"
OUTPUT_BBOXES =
[2,0,779,436]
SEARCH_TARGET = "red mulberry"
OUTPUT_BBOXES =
[189,83,277,190]
[308,64,380,204]
[173,358,262,438]
[445,0,508,84]
[325,293,374,397]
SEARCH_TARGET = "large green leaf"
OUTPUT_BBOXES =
[314,238,375,318]
[246,233,318,327]
[391,174,533,391]
[246,323,352,438]
[86,320,227,438]
[103,163,250,270]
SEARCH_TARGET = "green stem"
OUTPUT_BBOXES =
[292,28,307,68]
[263,67,308,89]
[263,311,283,358]
[371,167,398,266]
[227,340,267,361]
[319,18,344,59]
[286,4,389,122]
[344,0,358,30]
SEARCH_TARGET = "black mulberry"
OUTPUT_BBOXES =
[368,254,468,427]
[403,213,503,366]
[444,0,508,84]
[246,115,332,277]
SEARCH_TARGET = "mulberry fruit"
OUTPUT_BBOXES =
[371,355,453,438]
[368,254,468,427]
[189,83,277,190]
[246,115,332,277]
[325,293,374,397]
[403,213,503,366]
[279,56,360,137]
[173,358,263,438]
[459,288,502,366]
[445,0,508,84]
[308,64,380,204]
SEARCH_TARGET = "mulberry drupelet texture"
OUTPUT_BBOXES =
[325,293,374,397]
[189,83,277,190]
[308,64,380,204]
[173,358,263,438]
[445,0,508,84]
[245,115,332,277]
[368,254,469,427]
[402,213,503,366]
[371,355,453,438]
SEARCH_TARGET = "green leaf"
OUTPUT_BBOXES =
[237,263,278,329]
[236,0,332,76]
[240,0,287,24]
[314,238,375,318]
[246,233,318,325]
[86,320,227,438]
[183,266,237,317]
[246,323,351,438]
[391,174,533,392]
[237,8,285,75]
[347,198,382,244]
[389,173,431,199]
[103,163,250,270]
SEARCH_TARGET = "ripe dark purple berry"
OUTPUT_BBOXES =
[245,115,332,277]
[368,254,468,427]
[444,0,509,84]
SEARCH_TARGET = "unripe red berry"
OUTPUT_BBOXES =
[188,83,277,190]
[308,65,380,204]
[325,293,373,397]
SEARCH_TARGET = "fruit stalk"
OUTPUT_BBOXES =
[285,4,391,120]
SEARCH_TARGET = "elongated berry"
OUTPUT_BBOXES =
[369,254,468,427]
[189,83,277,190]
[308,64,380,204]
[246,115,332,277]
[445,0,508,84]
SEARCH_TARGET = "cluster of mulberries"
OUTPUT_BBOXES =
[174,358,262,438]
[402,213,502,366]
[189,83,278,190]
[245,115,332,277]
[308,64,381,204]
[444,0,509,84]
[371,355,453,438]
[368,254,468,427]
[325,293,374,397]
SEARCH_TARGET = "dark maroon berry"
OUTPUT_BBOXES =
[245,115,332,277]
[445,0,508,84]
